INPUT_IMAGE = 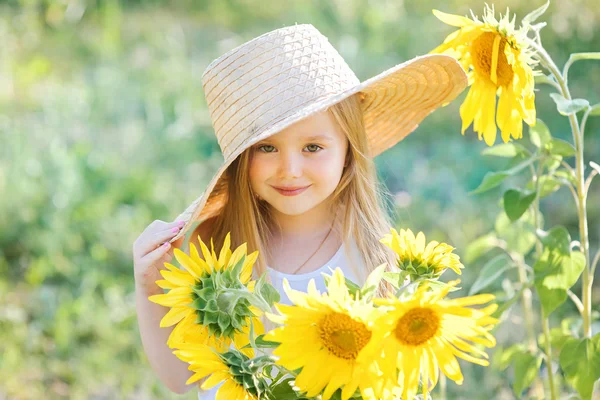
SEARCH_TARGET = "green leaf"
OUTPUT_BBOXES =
[359,263,387,301]
[550,93,590,116]
[481,143,527,158]
[522,0,550,25]
[492,283,532,318]
[495,208,540,255]
[344,277,362,297]
[542,155,562,173]
[589,103,600,116]
[469,254,515,295]
[504,189,537,222]
[537,327,572,356]
[529,119,552,148]
[512,351,543,397]
[470,156,538,195]
[554,169,577,186]
[559,335,600,400]
[546,138,576,157]
[534,73,558,87]
[464,233,499,263]
[470,171,511,195]
[382,271,409,289]
[270,378,306,399]
[526,175,561,198]
[533,227,585,316]
[254,334,280,349]
[260,282,280,307]
[492,344,526,371]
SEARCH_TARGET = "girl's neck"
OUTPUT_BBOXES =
[269,199,339,241]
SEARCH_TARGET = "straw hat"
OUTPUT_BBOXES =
[169,23,467,243]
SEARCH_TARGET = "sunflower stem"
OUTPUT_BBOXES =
[528,38,593,339]
[529,159,553,399]
[439,373,447,400]
[542,318,558,399]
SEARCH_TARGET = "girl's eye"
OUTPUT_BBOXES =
[305,144,322,153]
[258,145,276,153]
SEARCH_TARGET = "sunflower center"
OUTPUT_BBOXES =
[471,31,514,88]
[318,312,372,360]
[394,307,440,346]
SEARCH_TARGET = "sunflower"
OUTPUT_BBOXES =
[264,268,391,400]
[380,228,463,281]
[174,344,270,400]
[430,5,537,146]
[374,279,499,400]
[148,232,261,356]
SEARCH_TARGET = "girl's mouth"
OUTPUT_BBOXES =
[272,185,310,196]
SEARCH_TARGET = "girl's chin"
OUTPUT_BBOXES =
[268,199,321,217]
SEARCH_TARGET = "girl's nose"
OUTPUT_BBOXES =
[278,151,302,178]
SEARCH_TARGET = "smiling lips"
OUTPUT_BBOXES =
[272,185,310,196]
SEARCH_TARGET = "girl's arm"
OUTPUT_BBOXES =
[135,282,196,394]
[134,219,215,394]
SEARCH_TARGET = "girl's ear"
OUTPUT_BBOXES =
[344,150,350,167]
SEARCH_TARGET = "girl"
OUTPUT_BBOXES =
[132,24,467,399]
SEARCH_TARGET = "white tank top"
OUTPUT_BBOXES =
[196,238,366,399]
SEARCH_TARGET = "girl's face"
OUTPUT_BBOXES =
[248,111,348,217]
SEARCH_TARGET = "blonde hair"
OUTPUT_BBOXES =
[193,93,398,295]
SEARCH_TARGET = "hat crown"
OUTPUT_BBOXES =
[201,24,360,159]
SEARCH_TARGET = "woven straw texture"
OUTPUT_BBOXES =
[170,24,467,243]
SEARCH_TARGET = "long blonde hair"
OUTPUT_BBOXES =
[197,93,398,294]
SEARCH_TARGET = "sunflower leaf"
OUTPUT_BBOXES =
[512,351,543,397]
[533,226,585,316]
[254,334,280,348]
[529,118,552,148]
[492,343,527,371]
[481,143,529,158]
[545,138,576,157]
[470,156,539,195]
[550,93,590,116]
[554,169,577,187]
[525,175,561,198]
[559,335,600,400]
[522,0,550,25]
[342,277,361,298]
[535,73,558,87]
[359,263,387,301]
[503,188,537,222]
[589,103,600,116]
[469,254,516,295]
[495,208,540,255]
[382,271,410,289]
[464,233,500,263]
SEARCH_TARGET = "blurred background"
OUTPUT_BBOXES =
[0,0,598,399]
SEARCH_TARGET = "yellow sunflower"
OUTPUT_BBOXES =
[380,228,464,280]
[430,5,537,146]
[174,344,263,400]
[148,232,261,356]
[264,268,391,400]
[374,279,499,400]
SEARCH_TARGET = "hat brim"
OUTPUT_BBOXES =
[170,53,467,243]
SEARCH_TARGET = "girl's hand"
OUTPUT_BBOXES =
[132,219,186,295]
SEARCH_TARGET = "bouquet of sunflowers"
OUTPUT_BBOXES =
[148,229,498,400]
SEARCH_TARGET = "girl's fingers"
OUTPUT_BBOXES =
[143,241,173,267]
[139,222,184,255]
[153,224,184,246]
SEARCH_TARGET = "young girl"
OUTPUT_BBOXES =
[132,23,467,399]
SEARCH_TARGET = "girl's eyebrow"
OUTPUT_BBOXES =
[302,134,333,142]
[258,134,333,144]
